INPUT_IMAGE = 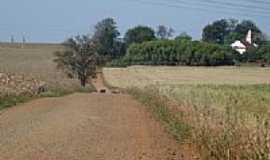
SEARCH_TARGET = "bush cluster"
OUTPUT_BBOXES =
[110,40,235,66]
[239,44,270,64]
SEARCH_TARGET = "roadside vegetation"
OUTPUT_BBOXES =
[104,66,270,160]
[128,86,270,160]
[0,43,95,111]
[1,16,270,159]
[54,36,97,87]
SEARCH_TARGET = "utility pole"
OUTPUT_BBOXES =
[22,35,26,44]
[22,34,26,48]
[11,35,15,43]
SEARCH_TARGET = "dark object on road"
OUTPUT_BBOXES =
[100,89,106,93]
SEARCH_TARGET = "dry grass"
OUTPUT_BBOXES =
[104,66,270,113]
[104,66,270,159]
[128,87,270,160]
[104,66,270,88]
[0,43,81,92]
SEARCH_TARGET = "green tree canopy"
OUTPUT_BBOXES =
[202,19,237,44]
[93,17,120,60]
[119,40,234,66]
[202,19,266,45]
[234,20,265,44]
[124,26,156,46]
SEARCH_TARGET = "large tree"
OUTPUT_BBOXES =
[93,18,120,60]
[234,20,265,44]
[156,25,174,40]
[124,26,156,45]
[202,19,237,44]
[54,35,97,87]
[203,19,265,45]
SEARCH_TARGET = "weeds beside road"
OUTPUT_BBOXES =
[128,86,270,160]
[0,43,96,111]
[104,66,270,160]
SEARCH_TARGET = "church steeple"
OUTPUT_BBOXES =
[246,29,252,45]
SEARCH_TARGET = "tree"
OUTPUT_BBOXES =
[93,18,120,60]
[54,35,97,87]
[234,20,265,44]
[202,19,237,44]
[124,26,156,45]
[122,40,234,66]
[203,19,266,45]
[175,32,192,41]
[156,25,174,40]
[224,32,239,45]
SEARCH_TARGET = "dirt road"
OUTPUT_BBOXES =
[0,75,188,160]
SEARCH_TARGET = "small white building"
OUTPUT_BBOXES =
[231,30,258,54]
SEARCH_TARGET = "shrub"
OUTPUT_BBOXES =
[115,40,234,66]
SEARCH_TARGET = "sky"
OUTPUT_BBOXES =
[0,0,269,43]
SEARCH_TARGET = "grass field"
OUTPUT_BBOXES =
[104,66,270,159]
[104,66,270,88]
[0,43,82,92]
[0,43,93,110]
[104,66,270,113]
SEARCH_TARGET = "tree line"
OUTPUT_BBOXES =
[54,18,270,87]
[110,39,234,66]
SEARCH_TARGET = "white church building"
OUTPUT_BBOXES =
[231,30,258,54]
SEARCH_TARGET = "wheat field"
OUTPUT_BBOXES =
[104,66,270,159]
[104,66,270,88]
[104,66,270,113]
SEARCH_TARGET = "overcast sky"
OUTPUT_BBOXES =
[0,0,269,43]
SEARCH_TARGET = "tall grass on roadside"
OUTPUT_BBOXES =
[128,86,270,160]
[127,87,191,142]
[191,104,270,160]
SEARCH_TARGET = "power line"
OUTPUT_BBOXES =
[124,0,270,17]
[169,0,270,15]
[161,0,270,16]
[240,0,270,6]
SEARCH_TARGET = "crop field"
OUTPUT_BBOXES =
[104,66,270,159]
[104,66,270,87]
[0,43,82,94]
[104,66,270,113]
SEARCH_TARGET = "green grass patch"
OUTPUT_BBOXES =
[0,84,96,111]
[0,96,31,110]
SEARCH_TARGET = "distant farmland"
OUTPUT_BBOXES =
[0,43,81,92]
[104,66,270,88]
[104,66,270,159]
